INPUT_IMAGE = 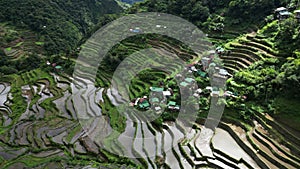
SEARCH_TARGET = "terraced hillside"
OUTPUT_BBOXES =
[0,23,44,60]
[220,33,279,73]
[1,35,300,168]
[1,73,300,168]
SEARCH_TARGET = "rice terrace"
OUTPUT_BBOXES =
[0,0,300,168]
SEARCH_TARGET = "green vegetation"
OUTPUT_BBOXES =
[1,0,300,168]
[129,0,288,33]
[35,42,44,46]
[0,0,122,54]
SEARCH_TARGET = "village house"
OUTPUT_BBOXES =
[275,7,291,21]
[201,57,212,70]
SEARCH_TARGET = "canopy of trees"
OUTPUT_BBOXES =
[128,0,288,30]
[0,0,122,54]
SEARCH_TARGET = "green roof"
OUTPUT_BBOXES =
[150,87,164,92]
[212,87,219,91]
[185,78,194,83]
[55,65,62,69]
[151,98,160,103]
[139,100,150,108]
[197,70,207,77]
[168,101,176,106]
[180,82,188,87]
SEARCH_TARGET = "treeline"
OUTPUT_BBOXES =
[0,54,41,75]
[0,0,122,54]
[128,0,287,31]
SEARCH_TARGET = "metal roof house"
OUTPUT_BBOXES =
[201,57,212,70]
[275,7,291,20]
[275,7,288,13]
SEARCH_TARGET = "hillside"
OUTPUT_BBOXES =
[0,0,300,168]
[0,0,122,54]
[128,0,288,31]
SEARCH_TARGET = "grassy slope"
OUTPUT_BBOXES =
[273,96,300,136]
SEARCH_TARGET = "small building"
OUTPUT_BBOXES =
[211,90,220,97]
[185,78,194,83]
[168,101,180,110]
[197,70,207,78]
[155,106,162,111]
[139,99,150,109]
[151,97,160,103]
[219,68,229,76]
[55,65,63,70]
[205,86,212,92]
[180,82,189,87]
[190,66,197,72]
[162,91,172,97]
[274,7,290,20]
[295,10,300,22]
[216,46,225,55]
[193,93,200,98]
[201,57,212,70]
[275,7,288,14]
[130,27,142,33]
[196,88,202,94]
[174,105,180,110]
[279,11,291,20]
[150,87,164,92]
[168,101,176,106]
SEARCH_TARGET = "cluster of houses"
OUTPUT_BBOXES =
[275,7,300,22]
[130,47,245,114]
[129,86,178,113]
[46,61,63,71]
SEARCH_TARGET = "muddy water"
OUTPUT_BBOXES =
[0,83,11,107]
[53,91,71,119]
[37,92,52,118]
[195,127,214,158]
[83,84,101,116]
[142,122,156,158]
[107,88,119,106]
[71,77,96,119]
[163,128,181,169]
[212,128,259,168]
[0,83,12,126]
[0,84,5,93]
[118,116,136,158]
[83,117,112,144]
[155,131,163,156]
[95,88,104,103]
[165,122,193,169]
[133,118,153,168]
[208,158,235,169]
[107,88,126,106]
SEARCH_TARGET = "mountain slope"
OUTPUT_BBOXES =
[0,0,122,54]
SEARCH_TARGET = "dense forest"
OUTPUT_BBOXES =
[0,0,122,54]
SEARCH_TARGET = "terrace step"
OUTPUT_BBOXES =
[253,130,300,168]
[221,55,252,67]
